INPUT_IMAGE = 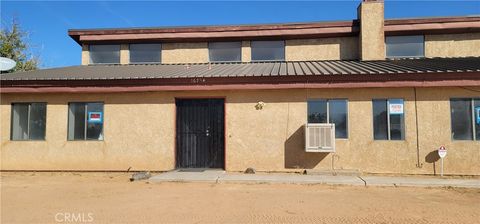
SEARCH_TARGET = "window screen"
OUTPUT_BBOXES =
[251,41,285,61]
[209,42,241,62]
[373,100,388,140]
[329,100,348,139]
[11,103,46,140]
[386,35,424,58]
[373,99,405,140]
[89,45,120,64]
[68,102,104,141]
[130,44,161,63]
[308,99,348,139]
[450,98,479,141]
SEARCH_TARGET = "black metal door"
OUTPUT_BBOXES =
[176,99,225,169]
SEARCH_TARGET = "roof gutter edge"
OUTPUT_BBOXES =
[2,72,480,93]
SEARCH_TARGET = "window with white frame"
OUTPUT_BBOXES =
[68,102,104,141]
[11,103,46,140]
[372,99,405,140]
[208,42,241,62]
[129,43,161,63]
[308,99,348,138]
[89,45,120,64]
[386,35,424,58]
[450,98,480,141]
[251,40,285,61]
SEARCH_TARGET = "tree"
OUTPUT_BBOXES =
[0,18,39,72]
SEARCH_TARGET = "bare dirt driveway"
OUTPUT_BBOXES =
[1,172,479,224]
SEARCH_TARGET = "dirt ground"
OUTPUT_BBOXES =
[1,172,479,224]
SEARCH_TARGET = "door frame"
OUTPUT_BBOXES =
[174,97,226,170]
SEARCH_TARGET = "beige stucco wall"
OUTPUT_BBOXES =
[81,44,89,65]
[161,42,209,63]
[241,41,251,62]
[286,37,359,61]
[358,1,385,60]
[120,44,129,64]
[1,93,175,171]
[1,87,479,175]
[425,33,480,58]
[78,32,480,65]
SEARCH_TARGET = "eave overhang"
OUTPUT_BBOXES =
[2,72,479,93]
[68,16,480,45]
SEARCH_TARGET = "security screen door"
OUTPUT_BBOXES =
[175,99,225,169]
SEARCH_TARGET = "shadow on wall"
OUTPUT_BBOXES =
[284,125,328,169]
[425,150,441,175]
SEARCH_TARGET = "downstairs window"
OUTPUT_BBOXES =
[68,102,104,141]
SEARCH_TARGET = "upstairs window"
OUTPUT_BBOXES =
[208,42,241,62]
[89,45,120,64]
[386,35,424,58]
[11,103,46,140]
[308,99,348,139]
[68,102,104,141]
[373,99,405,140]
[450,98,480,141]
[130,44,161,63]
[251,41,285,61]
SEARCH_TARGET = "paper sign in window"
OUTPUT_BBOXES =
[389,103,404,115]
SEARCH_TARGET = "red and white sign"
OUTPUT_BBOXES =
[389,103,404,114]
[87,112,102,123]
[438,146,447,158]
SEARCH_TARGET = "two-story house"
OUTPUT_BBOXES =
[1,0,479,175]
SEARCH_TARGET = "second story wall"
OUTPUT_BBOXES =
[81,44,89,65]
[286,37,359,61]
[425,33,480,58]
[81,38,361,65]
[162,42,209,64]
[79,32,480,65]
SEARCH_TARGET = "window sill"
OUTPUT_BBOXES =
[88,63,120,66]
[129,62,161,64]
[9,140,46,142]
[67,140,105,142]
[372,139,406,142]
[250,60,285,62]
[386,56,425,60]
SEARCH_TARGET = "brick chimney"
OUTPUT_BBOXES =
[358,0,385,61]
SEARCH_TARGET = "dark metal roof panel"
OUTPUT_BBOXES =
[1,57,479,81]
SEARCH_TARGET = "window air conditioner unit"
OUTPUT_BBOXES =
[305,123,335,152]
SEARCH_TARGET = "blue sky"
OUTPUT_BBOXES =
[2,1,479,68]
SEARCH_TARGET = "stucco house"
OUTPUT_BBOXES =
[1,0,479,175]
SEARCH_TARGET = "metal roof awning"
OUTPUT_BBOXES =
[2,57,480,81]
[1,57,479,93]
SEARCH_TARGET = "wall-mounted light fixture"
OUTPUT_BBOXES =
[255,101,266,110]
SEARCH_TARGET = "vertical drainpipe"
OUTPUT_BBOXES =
[414,87,422,168]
